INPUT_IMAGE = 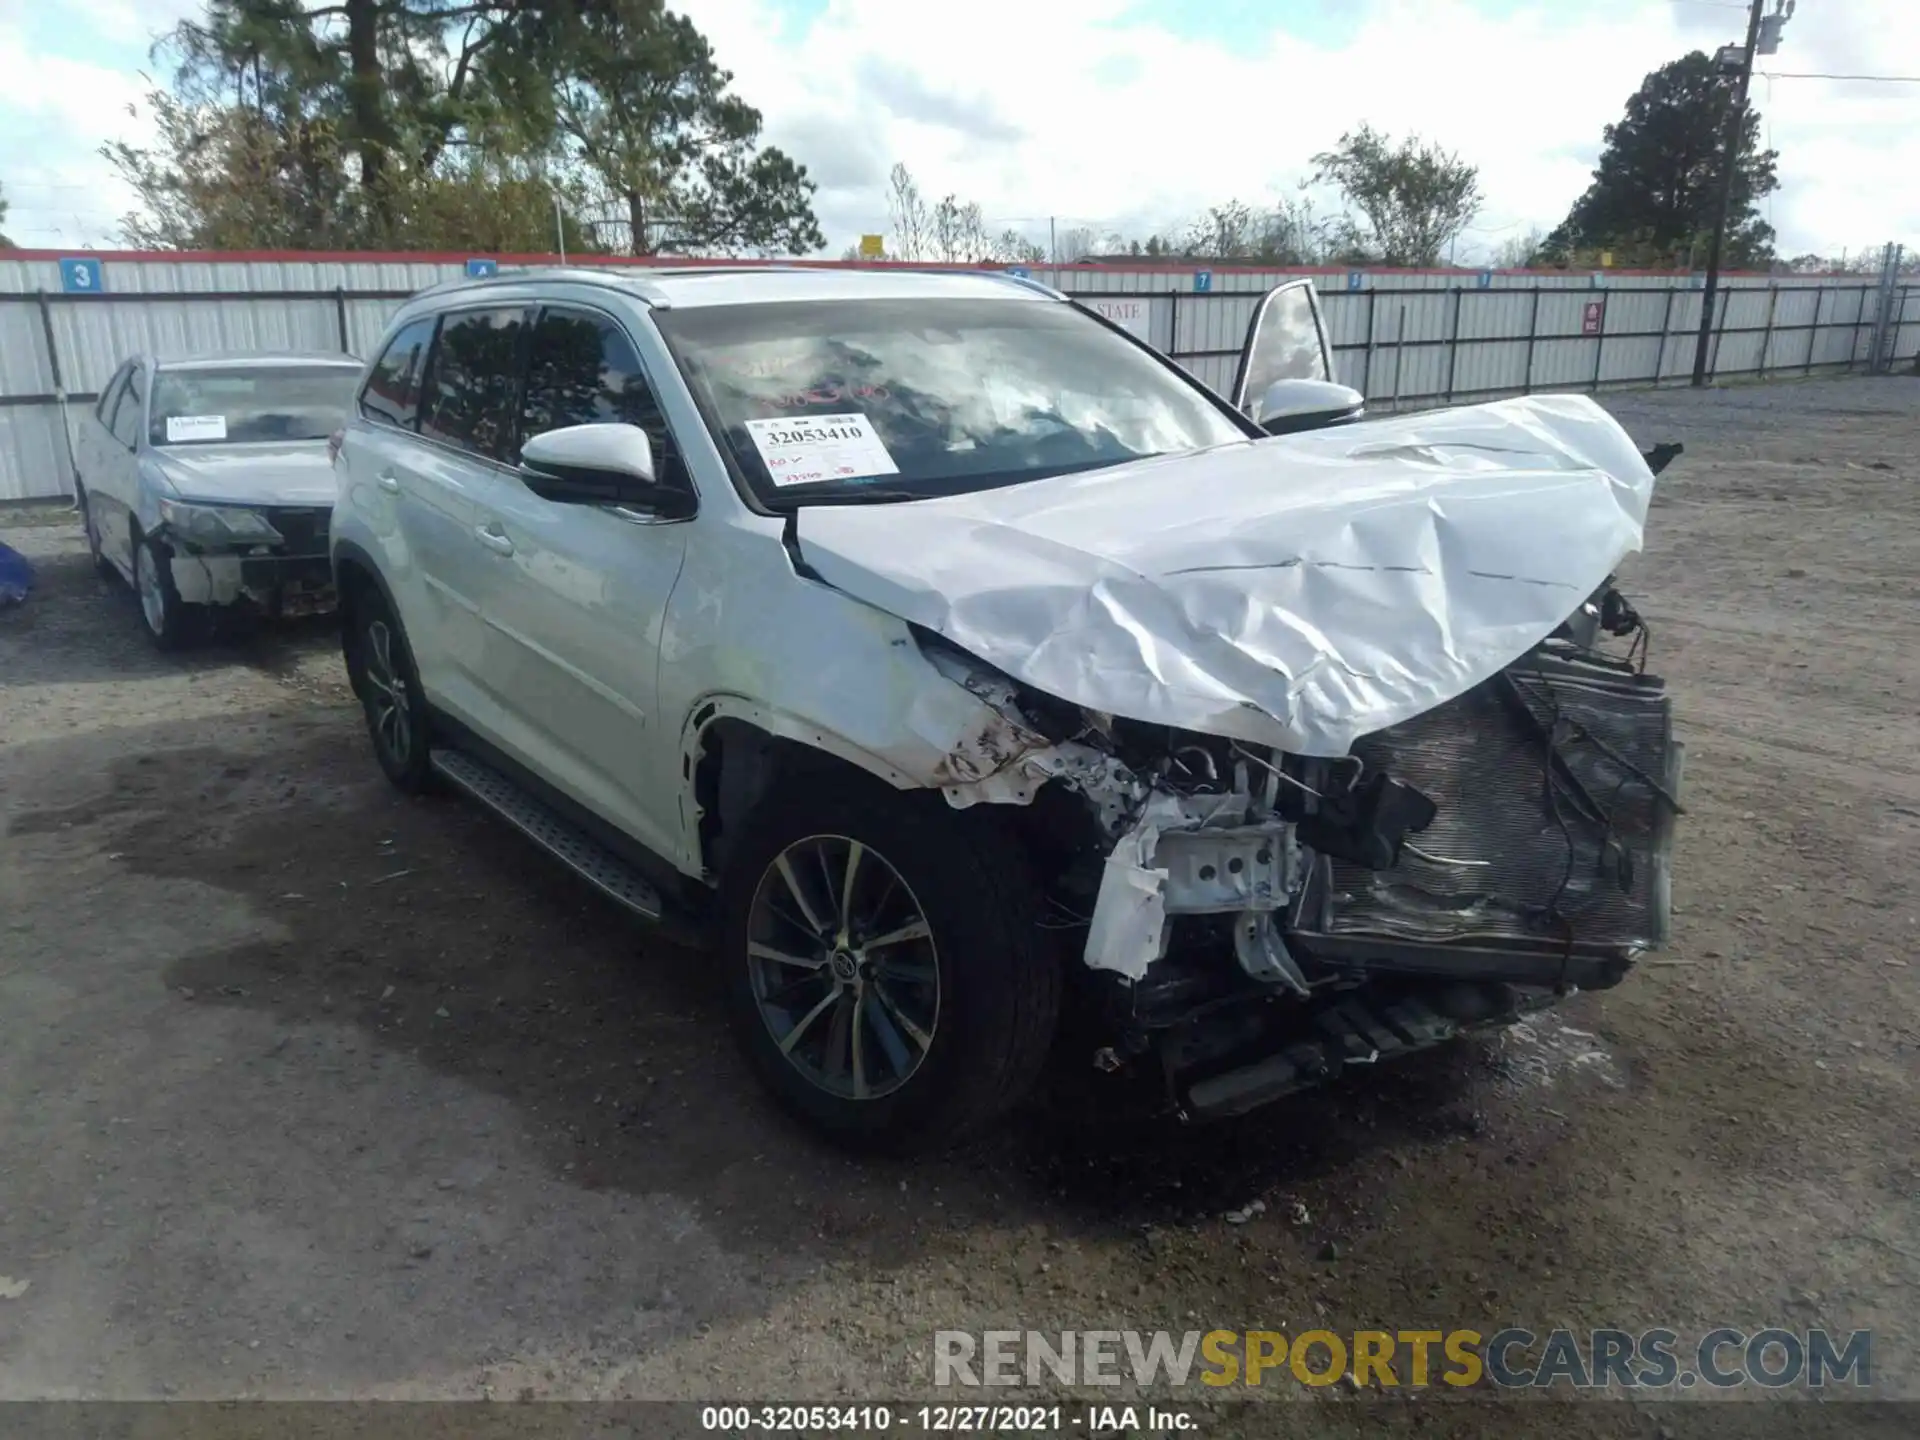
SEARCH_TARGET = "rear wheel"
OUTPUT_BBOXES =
[344,583,433,792]
[720,772,1060,1153]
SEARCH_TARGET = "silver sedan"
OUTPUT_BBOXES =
[74,351,363,649]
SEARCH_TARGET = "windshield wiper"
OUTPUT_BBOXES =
[763,486,934,510]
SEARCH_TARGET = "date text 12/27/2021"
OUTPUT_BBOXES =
[700,1404,1198,1433]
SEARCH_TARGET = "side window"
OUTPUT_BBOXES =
[418,307,529,459]
[95,364,131,425]
[1232,282,1331,413]
[360,317,436,430]
[109,367,146,450]
[519,306,684,486]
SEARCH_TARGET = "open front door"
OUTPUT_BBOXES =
[1229,281,1334,411]
[1229,281,1363,434]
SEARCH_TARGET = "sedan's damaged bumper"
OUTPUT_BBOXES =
[160,505,336,617]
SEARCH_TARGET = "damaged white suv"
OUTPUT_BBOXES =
[331,266,1684,1150]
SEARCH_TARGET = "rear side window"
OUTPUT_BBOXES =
[109,367,145,449]
[519,306,682,483]
[419,308,529,459]
[360,317,436,429]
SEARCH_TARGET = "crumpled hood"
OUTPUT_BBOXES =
[796,393,1658,757]
[151,441,336,507]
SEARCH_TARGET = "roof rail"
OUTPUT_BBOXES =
[972,268,1067,301]
[405,264,678,307]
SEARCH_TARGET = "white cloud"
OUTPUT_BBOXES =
[684,0,1920,261]
[1,0,1914,259]
[0,17,155,247]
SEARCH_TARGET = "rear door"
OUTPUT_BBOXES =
[351,307,530,722]
[79,362,130,520]
[96,363,148,574]
[465,303,692,858]
[1229,280,1336,415]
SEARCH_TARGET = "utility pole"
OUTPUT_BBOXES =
[1691,0,1776,386]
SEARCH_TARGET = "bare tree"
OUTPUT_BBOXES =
[993,227,1044,264]
[1055,225,1100,262]
[887,163,930,261]
[1490,226,1546,269]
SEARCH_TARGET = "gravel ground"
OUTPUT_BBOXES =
[2,375,1916,1436]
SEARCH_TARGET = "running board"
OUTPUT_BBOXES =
[429,748,664,922]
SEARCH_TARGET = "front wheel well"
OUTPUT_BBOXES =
[691,717,867,882]
[689,713,1083,893]
[332,555,385,697]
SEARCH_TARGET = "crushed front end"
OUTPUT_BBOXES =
[932,574,1684,1122]
[154,499,337,618]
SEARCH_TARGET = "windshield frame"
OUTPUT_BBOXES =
[148,362,364,448]
[653,294,1261,515]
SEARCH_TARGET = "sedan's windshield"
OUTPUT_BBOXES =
[655,298,1250,506]
[149,365,361,446]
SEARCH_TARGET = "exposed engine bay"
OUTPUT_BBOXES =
[919,563,1683,1120]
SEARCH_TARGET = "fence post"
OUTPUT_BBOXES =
[1590,295,1607,392]
[35,289,80,503]
[1522,286,1541,395]
[1708,286,1731,381]
[1442,286,1462,404]
[1806,286,1825,374]
[1654,287,1678,385]
[1390,304,1407,410]
[1848,284,1870,372]
[335,286,351,353]
[1757,283,1779,379]
[1362,289,1378,400]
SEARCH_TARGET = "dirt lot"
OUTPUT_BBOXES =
[2,376,1917,1434]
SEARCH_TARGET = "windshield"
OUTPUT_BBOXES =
[655,298,1249,506]
[149,365,361,446]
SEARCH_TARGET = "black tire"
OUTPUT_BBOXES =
[131,527,203,651]
[719,770,1060,1153]
[78,486,114,581]
[342,582,434,792]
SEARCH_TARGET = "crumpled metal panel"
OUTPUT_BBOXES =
[796,393,1657,758]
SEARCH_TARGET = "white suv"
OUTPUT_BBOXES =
[331,266,1682,1151]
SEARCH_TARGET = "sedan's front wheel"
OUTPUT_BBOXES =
[720,773,1060,1153]
[133,530,202,651]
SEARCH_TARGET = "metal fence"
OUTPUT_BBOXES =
[1060,276,1912,401]
[2,250,1915,503]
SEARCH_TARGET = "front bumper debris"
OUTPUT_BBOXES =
[1169,981,1557,1119]
[162,505,335,616]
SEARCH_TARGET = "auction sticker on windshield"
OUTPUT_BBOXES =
[745,412,899,488]
[165,414,228,443]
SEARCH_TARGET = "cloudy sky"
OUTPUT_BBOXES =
[2,0,1915,263]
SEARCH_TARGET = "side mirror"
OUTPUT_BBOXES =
[518,423,692,518]
[1254,378,1366,436]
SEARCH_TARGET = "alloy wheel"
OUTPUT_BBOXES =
[135,542,167,635]
[744,834,940,1101]
[362,619,412,767]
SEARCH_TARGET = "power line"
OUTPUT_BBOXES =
[1758,70,1920,82]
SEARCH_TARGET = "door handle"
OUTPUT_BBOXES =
[473,523,515,556]
[374,471,400,494]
